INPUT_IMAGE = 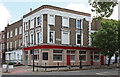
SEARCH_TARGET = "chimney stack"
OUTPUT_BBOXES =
[30,8,32,12]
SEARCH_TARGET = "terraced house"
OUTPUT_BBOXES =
[5,19,23,64]
[22,5,104,66]
[0,30,6,63]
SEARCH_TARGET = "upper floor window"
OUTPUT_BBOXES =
[76,33,81,45]
[76,20,81,28]
[36,32,40,45]
[48,14,55,25]
[30,19,34,29]
[25,22,28,31]
[7,32,9,38]
[62,17,69,27]
[3,44,5,50]
[25,36,28,46]
[10,31,13,37]
[19,26,22,34]
[10,41,12,49]
[3,34,5,39]
[49,31,55,44]
[36,17,40,27]
[7,42,9,50]
[30,34,34,45]
[15,40,17,49]
[19,39,22,47]
[62,31,69,44]
[15,28,17,36]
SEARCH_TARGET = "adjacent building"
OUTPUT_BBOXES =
[0,30,6,63]
[5,19,23,63]
[22,5,103,66]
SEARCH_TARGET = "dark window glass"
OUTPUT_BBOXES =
[77,34,81,44]
[43,52,48,60]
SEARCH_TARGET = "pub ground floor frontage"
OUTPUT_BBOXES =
[23,45,105,67]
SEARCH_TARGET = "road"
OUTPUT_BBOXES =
[2,68,120,76]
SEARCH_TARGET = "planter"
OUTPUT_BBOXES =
[2,64,7,69]
[8,65,14,69]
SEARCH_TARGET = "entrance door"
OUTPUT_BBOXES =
[100,55,104,65]
[67,55,70,65]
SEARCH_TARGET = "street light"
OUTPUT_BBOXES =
[79,19,83,69]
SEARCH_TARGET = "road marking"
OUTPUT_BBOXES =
[96,73,103,75]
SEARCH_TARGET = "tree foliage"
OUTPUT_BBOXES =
[88,0,118,19]
[91,19,118,65]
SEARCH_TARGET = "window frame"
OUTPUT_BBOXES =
[49,30,55,44]
[62,17,69,27]
[53,50,62,61]
[61,31,70,44]
[79,51,87,61]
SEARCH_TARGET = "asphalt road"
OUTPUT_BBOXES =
[2,68,120,77]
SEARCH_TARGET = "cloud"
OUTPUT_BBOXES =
[0,3,11,31]
[65,3,118,20]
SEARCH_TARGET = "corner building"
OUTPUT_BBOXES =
[23,5,104,66]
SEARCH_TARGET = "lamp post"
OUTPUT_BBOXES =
[79,19,82,69]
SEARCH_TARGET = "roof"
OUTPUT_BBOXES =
[23,5,91,18]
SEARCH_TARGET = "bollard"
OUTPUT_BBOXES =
[36,63,38,72]
[45,63,47,71]
[57,62,59,71]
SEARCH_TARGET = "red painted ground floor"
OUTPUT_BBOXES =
[23,44,105,66]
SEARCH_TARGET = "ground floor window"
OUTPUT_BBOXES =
[34,50,39,61]
[79,51,86,61]
[43,52,48,60]
[53,50,62,61]
[94,51,100,61]
[67,51,75,61]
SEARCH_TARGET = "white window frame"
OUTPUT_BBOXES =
[7,42,9,50]
[15,40,17,49]
[15,28,17,36]
[30,33,34,46]
[30,19,34,29]
[62,17,69,27]
[76,32,83,46]
[36,32,40,45]
[19,26,22,34]
[25,22,28,31]
[48,14,55,25]
[19,39,22,47]
[10,31,13,37]
[7,32,9,38]
[25,35,28,46]
[36,16,40,27]
[49,30,55,44]
[76,19,81,29]
[61,31,70,44]
[10,41,12,49]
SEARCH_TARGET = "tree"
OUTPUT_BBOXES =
[88,0,118,19]
[91,19,118,66]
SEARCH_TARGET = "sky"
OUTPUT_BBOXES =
[0,0,118,31]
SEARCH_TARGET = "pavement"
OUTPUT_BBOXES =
[1,65,120,76]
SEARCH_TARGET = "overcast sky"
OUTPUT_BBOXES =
[0,0,118,31]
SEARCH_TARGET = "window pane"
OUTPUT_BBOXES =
[80,55,86,61]
[70,55,75,61]
[43,52,48,60]
[77,34,81,44]
[77,20,81,28]
[37,17,40,25]
[94,55,100,61]
[53,55,62,61]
